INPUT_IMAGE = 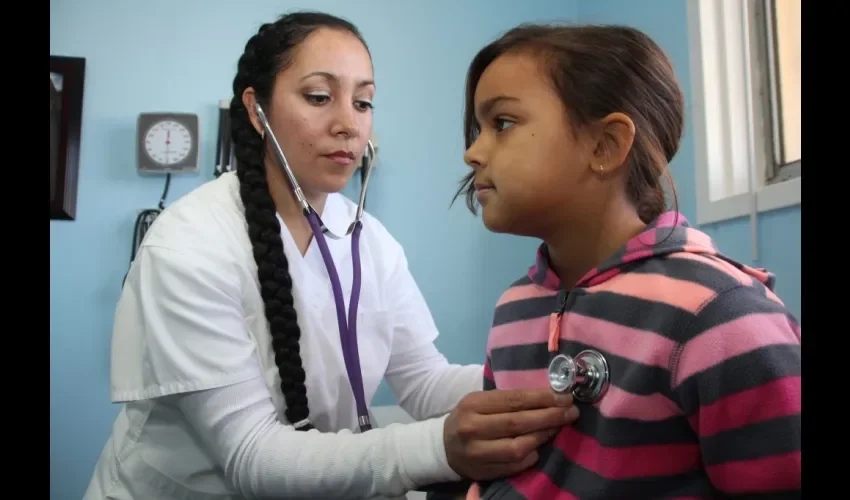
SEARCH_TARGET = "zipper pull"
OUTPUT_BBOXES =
[548,289,568,353]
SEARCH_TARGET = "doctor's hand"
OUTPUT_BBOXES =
[443,389,579,481]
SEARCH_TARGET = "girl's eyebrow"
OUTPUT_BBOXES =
[476,95,520,119]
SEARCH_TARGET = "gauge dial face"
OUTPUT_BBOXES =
[144,120,192,165]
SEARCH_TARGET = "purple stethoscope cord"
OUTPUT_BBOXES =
[306,213,371,431]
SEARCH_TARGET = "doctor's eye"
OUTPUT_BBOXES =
[494,118,516,132]
[304,93,331,106]
[354,100,374,112]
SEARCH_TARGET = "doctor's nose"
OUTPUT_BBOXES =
[330,106,359,138]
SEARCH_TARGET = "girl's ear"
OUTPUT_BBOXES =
[590,112,635,175]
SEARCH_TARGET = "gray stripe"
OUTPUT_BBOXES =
[531,247,550,285]
[572,404,694,448]
[633,255,744,295]
[480,439,801,500]
[510,274,533,288]
[682,285,791,341]
[481,443,715,500]
[491,290,692,343]
[481,483,525,500]
[492,295,557,327]
[674,343,801,412]
[700,414,800,466]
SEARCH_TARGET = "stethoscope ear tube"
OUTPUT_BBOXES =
[253,102,377,239]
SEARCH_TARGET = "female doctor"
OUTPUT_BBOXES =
[83,10,578,500]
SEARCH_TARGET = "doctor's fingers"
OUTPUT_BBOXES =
[465,448,542,481]
[460,388,574,415]
[466,405,580,441]
[463,428,559,464]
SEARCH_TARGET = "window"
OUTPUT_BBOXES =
[687,0,801,225]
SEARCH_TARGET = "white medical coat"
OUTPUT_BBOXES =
[83,172,482,499]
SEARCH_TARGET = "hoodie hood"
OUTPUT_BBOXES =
[528,211,776,292]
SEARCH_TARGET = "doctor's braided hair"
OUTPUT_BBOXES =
[230,12,370,431]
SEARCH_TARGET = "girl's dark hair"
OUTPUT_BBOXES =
[230,11,369,430]
[455,24,684,224]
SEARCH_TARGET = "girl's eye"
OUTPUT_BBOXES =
[304,93,330,105]
[494,118,515,132]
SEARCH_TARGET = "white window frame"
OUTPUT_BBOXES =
[687,0,800,226]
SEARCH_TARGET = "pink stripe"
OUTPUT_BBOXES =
[558,312,677,370]
[655,211,684,227]
[690,376,801,438]
[496,283,557,307]
[528,246,560,289]
[674,313,800,385]
[684,228,716,249]
[623,224,709,254]
[706,451,800,493]
[581,267,621,287]
[488,317,549,351]
[553,426,701,479]
[528,247,544,280]
[740,264,770,283]
[621,248,655,265]
[598,385,682,421]
[541,270,559,289]
[764,287,785,306]
[586,271,718,313]
[490,369,684,421]
[790,321,801,341]
[493,368,547,390]
[627,230,658,250]
[508,470,580,499]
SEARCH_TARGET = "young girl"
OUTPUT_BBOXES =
[456,24,801,499]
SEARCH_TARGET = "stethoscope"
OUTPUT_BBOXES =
[548,350,611,403]
[255,102,377,433]
[254,101,612,426]
[545,296,612,403]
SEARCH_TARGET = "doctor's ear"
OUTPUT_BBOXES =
[241,88,264,137]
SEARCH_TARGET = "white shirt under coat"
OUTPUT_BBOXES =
[83,172,483,500]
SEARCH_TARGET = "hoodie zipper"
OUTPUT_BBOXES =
[547,289,569,353]
[482,294,569,500]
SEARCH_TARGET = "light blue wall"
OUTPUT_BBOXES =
[49,1,577,498]
[577,0,802,321]
[51,1,801,498]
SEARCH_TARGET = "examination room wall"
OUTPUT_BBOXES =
[49,0,578,498]
[577,0,802,321]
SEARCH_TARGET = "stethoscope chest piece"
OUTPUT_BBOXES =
[547,350,610,404]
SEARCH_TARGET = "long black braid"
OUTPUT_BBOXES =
[230,11,370,430]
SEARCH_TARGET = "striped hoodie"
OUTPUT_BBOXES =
[471,212,801,500]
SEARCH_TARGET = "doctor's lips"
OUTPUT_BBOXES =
[323,150,356,166]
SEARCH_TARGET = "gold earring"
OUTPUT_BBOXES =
[597,164,605,175]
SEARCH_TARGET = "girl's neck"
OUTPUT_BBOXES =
[545,202,647,290]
